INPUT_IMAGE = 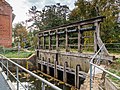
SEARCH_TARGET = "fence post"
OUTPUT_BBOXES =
[90,63,92,90]
[2,56,3,70]
[16,67,19,90]
[42,82,45,90]
[7,60,8,79]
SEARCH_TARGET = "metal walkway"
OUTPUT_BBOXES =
[0,69,11,90]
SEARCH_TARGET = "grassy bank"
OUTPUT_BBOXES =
[108,58,120,87]
[1,48,33,58]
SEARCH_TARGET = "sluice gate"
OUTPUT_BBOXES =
[36,16,114,89]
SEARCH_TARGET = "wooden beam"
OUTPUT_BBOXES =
[63,62,68,83]
[94,22,109,55]
[54,59,58,78]
[56,30,59,50]
[38,16,105,34]
[47,58,50,75]
[78,25,82,53]
[65,28,69,52]
[49,31,51,50]
[75,64,81,89]
[43,34,45,49]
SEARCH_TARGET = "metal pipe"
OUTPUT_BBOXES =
[1,62,26,89]
[90,44,104,63]
[16,67,19,90]
[90,64,92,90]
[0,54,62,90]
[42,82,45,90]
[7,60,8,79]
[90,62,120,80]
[2,56,3,70]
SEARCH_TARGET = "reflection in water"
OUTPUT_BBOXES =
[9,71,74,90]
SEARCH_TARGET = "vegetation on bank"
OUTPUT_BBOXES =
[108,58,120,87]
[0,47,33,58]
[3,51,33,58]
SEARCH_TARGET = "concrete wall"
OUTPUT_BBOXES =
[38,50,90,72]
[0,54,36,71]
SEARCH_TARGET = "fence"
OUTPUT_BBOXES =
[0,54,62,90]
[89,44,120,90]
[105,43,120,53]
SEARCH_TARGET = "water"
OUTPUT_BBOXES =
[9,70,75,90]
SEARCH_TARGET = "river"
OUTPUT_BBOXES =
[9,70,75,90]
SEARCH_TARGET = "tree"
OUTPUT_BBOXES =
[69,0,120,43]
[27,6,42,30]
[27,3,70,30]
[13,23,28,48]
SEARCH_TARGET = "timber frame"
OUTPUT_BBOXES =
[37,16,108,54]
[36,16,114,89]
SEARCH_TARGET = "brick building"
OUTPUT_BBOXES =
[0,0,13,48]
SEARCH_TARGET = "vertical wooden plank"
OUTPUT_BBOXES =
[65,28,69,52]
[75,64,80,89]
[43,33,45,49]
[36,50,39,69]
[49,31,51,50]
[94,22,97,53]
[38,36,40,49]
[54,59,58,78]
[78,25,82,53]
[41,57,44,72]
[94,22,109,54]
[47,58,50,75]
[63,62,67,83]
[56,29,59,50]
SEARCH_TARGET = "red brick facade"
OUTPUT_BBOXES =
[0,0,12,48]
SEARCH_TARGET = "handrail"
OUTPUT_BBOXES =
[90,44,104,63]
[90,62,120,80]
[0,54,62,90]
[89,44,120,90]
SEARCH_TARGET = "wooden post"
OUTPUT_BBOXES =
[47,58,50,75]
[75,64,80,89]
[56,30,59,50]
[94,22,109,55]
[63,62,67,83]
[38,36,40,49]
[36,50,39,69]
[78,26,82,53]
[41,57,44,72]
[65,28,69,52]
[94,23,97,53]
[43,33,45,49]
[54,59,58,78]
[49,31,51,50]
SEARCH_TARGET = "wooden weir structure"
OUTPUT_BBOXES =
[36,16,113,89]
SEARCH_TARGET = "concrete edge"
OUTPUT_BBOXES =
[9,53,35,60]
[1,70,16,90]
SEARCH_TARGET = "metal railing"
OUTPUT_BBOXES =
[0,54,62,90]
[89,44,120,90]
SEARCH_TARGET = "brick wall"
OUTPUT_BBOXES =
[0,0,12,48]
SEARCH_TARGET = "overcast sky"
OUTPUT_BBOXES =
[6,0,77,24]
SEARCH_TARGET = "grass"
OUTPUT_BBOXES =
[108,58,120,87]
[1,49,33,58]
